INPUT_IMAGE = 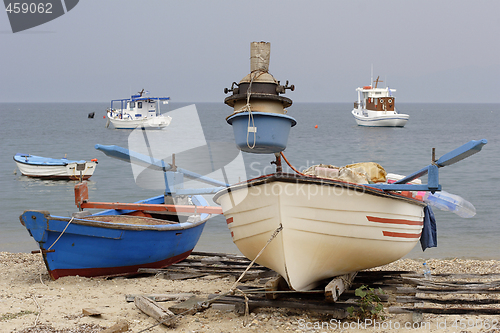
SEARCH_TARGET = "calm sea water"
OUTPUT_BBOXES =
[1,102,498,259]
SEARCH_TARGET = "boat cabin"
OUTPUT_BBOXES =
[108,92,170,120]
[355,86,396,112]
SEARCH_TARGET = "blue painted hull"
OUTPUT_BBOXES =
[20,195,210,280]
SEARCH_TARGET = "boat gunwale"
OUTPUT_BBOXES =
[213,173,426,207]
[13,154,92,166]
[21,210,211,232]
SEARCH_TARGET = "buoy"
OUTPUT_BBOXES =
[315,125,318,128]
[103,116,105,119]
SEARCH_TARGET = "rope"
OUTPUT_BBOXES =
[280,152,308,176]
[244,71,265,150]
[136,223,283,332]
[46,217,74,251]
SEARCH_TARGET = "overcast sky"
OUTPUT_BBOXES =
[1,0,499,103]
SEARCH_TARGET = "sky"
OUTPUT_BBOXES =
[1,0,499,103]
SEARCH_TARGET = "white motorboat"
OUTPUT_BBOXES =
[14,153,98,180]
[106,89,171,129]
[351,77,409,127]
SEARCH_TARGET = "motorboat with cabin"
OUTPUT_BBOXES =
[106,89,171,129]
[351,76,409,127]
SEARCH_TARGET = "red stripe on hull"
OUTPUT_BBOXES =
[383,231,422,239]
[226,217,233,224]
[48,250,192,280]
[367,216,422,226]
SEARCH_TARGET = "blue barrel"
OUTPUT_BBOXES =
[227,112,297,154]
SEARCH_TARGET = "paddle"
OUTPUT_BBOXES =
[95,143,240,188]
[368,139,487,192]
[394,139,487,185]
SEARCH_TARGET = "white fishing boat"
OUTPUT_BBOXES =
[214,173,426,291]
[216,42,487,291]
[351,77,409,127]
[14,153,98,180]
[106,89,171,129]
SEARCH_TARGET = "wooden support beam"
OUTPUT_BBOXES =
[80,201,222,215]
[265,276,290,300]
[325,272,357,302]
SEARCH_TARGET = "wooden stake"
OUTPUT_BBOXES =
[134,295,175,327]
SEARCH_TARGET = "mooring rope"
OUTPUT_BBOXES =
[136,223,283,332]
[46,217,74,251]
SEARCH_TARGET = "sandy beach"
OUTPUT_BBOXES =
[1,251,499,333]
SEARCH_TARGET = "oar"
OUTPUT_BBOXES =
[394,139,487,185]
[95,144,230,187]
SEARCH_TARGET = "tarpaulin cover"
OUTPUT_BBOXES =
[303,162,387,184]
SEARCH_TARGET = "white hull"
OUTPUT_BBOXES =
[108,114,172,129]
[352,109,409,127]
[214,175,425,290]
[15,161,97,180]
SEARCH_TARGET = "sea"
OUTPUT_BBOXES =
[1,102,499,260]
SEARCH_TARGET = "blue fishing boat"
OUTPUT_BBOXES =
[20,189,217,280]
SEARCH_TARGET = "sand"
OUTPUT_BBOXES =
[1,252,500,333]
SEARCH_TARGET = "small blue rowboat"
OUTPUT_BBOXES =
[19,192,215,280]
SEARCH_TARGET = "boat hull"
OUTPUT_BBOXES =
[214,174,425,290]
[14,155,97,180]
[352,109,409,127]
[20,195,210,280]
[108,114,171,129]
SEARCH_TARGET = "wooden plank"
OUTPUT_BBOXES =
[389,306,500,315]
[168,296,206,315]
[161,271,208,280]
[396,295,500,305]
[325,272,357,302]
[134,295,175,327]
[191,251,247,260]
[125,293,194,302]
[265,276,289,300]
[396,287,500,294]
[401,272,500,279]
[208,294,349,317]
[400,277,500,289]
[81,201,223,215]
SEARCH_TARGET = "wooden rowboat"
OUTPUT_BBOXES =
[20,182,217,280]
